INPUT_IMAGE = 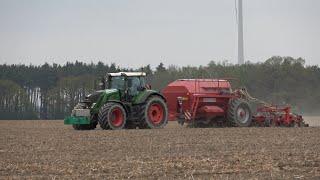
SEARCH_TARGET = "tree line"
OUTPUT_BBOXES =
[0,56,319,119]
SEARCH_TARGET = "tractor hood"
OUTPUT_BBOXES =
[85,89,118,103]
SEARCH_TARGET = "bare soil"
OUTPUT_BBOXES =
[0,120,320,179]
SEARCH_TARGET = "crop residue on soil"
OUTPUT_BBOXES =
[0,120,320,179]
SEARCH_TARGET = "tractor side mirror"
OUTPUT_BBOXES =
[137,86,146,91]
[98,77,105,90]
[145,84,151,90]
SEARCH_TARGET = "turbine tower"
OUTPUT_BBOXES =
[237,0,244,64]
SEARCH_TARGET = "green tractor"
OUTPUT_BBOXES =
[64,72,168,130]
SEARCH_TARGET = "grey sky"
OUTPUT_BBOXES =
[0,0,319,68]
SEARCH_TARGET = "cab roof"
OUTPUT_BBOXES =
[107,72,146,77]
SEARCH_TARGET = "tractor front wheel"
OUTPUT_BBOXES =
[140,96,168,129]
[72,122,97,130]
[98,103,127,130]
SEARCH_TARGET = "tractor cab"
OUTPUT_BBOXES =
[106,72,147,101]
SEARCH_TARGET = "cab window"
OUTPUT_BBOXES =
[128,77,141,96]
[110,76,125,89]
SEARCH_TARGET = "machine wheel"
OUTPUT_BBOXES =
[227,98,252,127]
[292,121,309,127]
[140,96,168,129]
[98,103,127,130]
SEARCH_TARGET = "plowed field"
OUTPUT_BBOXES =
[0,120,319,179]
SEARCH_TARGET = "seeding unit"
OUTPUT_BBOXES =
[162,79,307,127]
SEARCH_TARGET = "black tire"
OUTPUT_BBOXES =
[98,103,126,130]
[72,122,97,130]
[138,104,149,129]
[293,121,309,127]
[227,98,252,127]
[125,122,137,129]
[138,122,148,129]
[140,96,168,129]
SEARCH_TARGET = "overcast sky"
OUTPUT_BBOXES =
[0,0,319,68]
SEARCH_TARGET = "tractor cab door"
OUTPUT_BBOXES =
[108,76,126,100]
[126,76,146,101]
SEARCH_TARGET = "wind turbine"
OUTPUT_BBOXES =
[236,0,244,65]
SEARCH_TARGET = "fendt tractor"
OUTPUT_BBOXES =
[64,72,168,130]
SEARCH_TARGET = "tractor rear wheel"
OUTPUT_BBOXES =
[98,103,127,130]
[227,98,252,127]
[140,96,168,129]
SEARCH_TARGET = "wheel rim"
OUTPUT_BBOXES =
[236,106,250,123]
[148,103,164,125]
[110,107,124,127]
